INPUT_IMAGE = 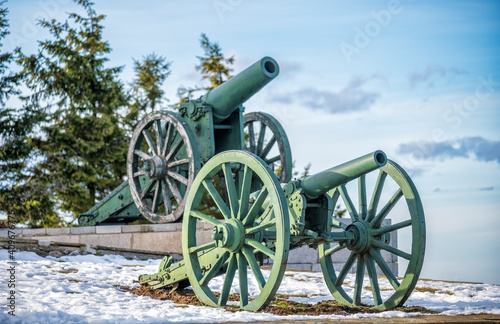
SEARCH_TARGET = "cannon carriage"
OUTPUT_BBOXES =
[78,57,425,311]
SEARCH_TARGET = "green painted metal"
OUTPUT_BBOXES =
[202,57,279,123]
[77,180,141,226]
[182,150,290,311]
[244,112,292,183]
[318,160,426,310]
[300,150,387,199]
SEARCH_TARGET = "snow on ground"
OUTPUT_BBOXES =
[1,250,499,323]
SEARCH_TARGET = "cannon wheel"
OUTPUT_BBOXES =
[318,160,425,310]
[244,112,292,183]
[128,111,201,223]
[183,151,290,311]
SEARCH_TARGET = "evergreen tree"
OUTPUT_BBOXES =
[196,33,234,90]
[16,0,128,221]
[174,33,235,106]
[0,1,58,227]
[124,53,171,132]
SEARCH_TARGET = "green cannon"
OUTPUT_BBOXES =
[139,150,425,311]
[78,57,291,225]
[78,57,426,311]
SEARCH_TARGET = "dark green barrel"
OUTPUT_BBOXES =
[300,151,387,199]
[201,56,279,122]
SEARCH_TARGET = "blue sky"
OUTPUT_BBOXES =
[5,0,500,284]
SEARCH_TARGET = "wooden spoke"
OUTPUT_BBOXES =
[218,254,237,306]
[370,188,403,228]
[242,188,268,226]
[365,254,382,306]
[237,253,249,307]
[248,122,256,153]
[339,185,359,222]
[190,210,222,227]
[165,138,183,162]
[161,122,173,158]
[167,171,189,186]
[140,179,156,200]
[199,251,229,286]
[245,218,276,235]
[188,241,216,254]
[166,177,182,204]
[353,255,365,305]
[201,179,231,220]
[246,238,275,261]
[260,135,276,159]
[335,251,356,287]
[238,166,253,220]
[372,219,412,236]
[367,171,388,222]
[133,170,147,178]
[256,123,267,156]
[142,129,157,155]
[242,246,266,291]
[161,180,172,213]
[222,163,239,218]
[324,243,346,257]
[168,159,190,168]
[359,175,367,220]
[154,120,164,156]
[372,239,411,260]
[265,155,280,164]
[152,183,161,212]
[370,248,400,290]
[134,149,151,161]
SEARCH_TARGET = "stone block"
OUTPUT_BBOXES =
[0,229,9,237]
[132,232,182,254]
[46,228,70,236]
[286,263,312,271]
[80,234,132,249]
[95,225,122,234]
[311,263,323,272]
[121,225,150,233]
[195,230,213,245]
[71,227,96,235]
[21,228,46,237]
[287,245,319,264]
[32,235,80,244]
[149,223,181,232]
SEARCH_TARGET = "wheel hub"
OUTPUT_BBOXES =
[346,220,372,254]
[148,155,167,179]
[212,219,245,252]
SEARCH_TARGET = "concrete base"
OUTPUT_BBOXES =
[1,219,398,276]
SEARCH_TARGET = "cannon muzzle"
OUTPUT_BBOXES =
[201,56,279,122]
[300,150,387,199]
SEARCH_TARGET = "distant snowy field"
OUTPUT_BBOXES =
[1,250,499,323]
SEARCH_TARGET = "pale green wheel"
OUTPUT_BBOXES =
[244,112,292,183]
[319,160,425,310]
[183,151,290,311]
[128,111,200,223]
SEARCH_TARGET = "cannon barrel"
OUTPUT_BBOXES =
[300,150,387,199]
[201,56,279,122]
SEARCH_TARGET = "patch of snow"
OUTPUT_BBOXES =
[0,250,499,323]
